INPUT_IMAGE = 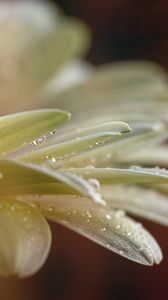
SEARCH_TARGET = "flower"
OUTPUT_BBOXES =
[0,104,168,278]
[1,0,168,279]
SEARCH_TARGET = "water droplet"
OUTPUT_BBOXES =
[95,141,102,146]
[51,157,56,163]
[116,224,121,229]
[127,232,131,236]
[23,216,28,222]
[100,227,107,232]
[88,178,100,190]
[106,214,111,220]
[0,173,3,179]
[50,129,57,135]
[48,207,54,212]
[11,206,15,211]
[30,202,39,209]
[31,136,46,146]
[62,220,68,225]
[47,157,58,164]
[86,211,92,218]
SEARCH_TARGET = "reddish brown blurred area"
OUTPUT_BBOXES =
[56,0,168,67]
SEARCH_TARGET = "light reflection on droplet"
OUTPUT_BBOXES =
[88,178,100,190]
[106,214,111,220]
[31,136,46,146]
[50,129,57,135]
[100,227,107,232]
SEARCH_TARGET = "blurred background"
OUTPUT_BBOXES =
[1,1,168,299]
[55,0,168,67]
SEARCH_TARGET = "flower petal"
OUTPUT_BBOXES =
[32,195,162,266]
[60,125,165,168]
[0,109,70,156]
[0,160,105,205]
[101,184,168,226]
[0,1,89,113]
[46,60,168,114]
[61,167,168,185]
[21,121,131,163]
[0,199,51,277]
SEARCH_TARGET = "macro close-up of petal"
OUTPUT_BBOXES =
[0,5,168,300]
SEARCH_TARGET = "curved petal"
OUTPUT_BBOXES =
[0,199,51,278]
[25,194,162,266]
[21,121,131,164]
[101,184,168,226]
[0,159,105,205]
[0,109,70,157]
[46,60,168,114]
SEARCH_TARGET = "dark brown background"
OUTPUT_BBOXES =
[55,0,168,67]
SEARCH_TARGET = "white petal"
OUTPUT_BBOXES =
[29,195,162,266]
[101,184,168,226]
[0,199,51,278]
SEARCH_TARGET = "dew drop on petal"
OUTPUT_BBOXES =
[50,129,57,135]
[48,207,54,212]
[88,178,100,190]
[31,136,46,146]
[115,224,121,229]
[100,227,107,232]
[106,214,111,220]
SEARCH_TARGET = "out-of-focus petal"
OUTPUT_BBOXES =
[101,184,168,226]
[28,194,162,266]
[0,199,51,277]
[0,1,89,114]
[46,60,168,114]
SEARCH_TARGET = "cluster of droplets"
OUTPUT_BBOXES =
[31,129,57,147]
[46,152,77,166]
[31,136,46,146]
[130,165,168,176]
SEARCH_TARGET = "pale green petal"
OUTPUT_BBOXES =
[0,160,105,204]
[0,109,70,156]
[0,199,51,278]
[61,167,168,185]
[101,185,168,226]
[61,126,165,168]
[21,121,131,163]
[28,194,162,266]
[117,147,168,168]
